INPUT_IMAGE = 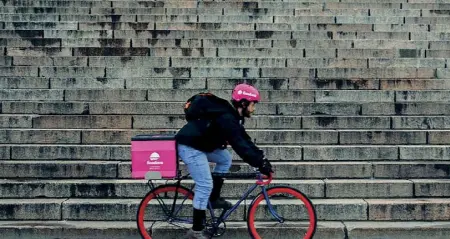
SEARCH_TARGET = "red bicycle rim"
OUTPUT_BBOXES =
[137,185,194,239]
[248,187,316,239]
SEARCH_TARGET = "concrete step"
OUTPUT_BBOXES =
[4,113,450,130]
[4,77,450,91]
[344,221,450,239]
[94,2,405,10]
[3,143,450,161]
[0,14,60,22]
[5,21,449,33]
[28,198,368,221]
[0,0,413,5]
[1,1,331,9]
[412,32,450,41]
[109,31,418,40]
[204,39,438,49]
[1,160,450,179]
[48,89,450,102]
[2,48,445,61]
[3,178,436,199]
[406,16,450,25]
[3,22,79,30]
[120,161,450,179]
[2,1,112,8]
[172,7,292,16]
[146,22,448,32]
[70,2,428,10]
[412,179,450,197]
[10,28,444,41]
[1,144,423,161]
[4,38,443,50]
[403,3,450,10]
[0,115,396,129]
[295,8,426,17]
[0,198,449,221]
[0,160,120,178]
[0,220,143,239]
[5,101,450,116]
[1,220,450,239]
[206,78,376,90]
[0,7,91,14]
[64,89,392,102]
[79,88,450,102]
[0,128,440,144]
[0,89,64,101]
[2,47,447,60]
[119,78,450,91]
[0,115,34,128]
[7,47,146,57]
[42,30,113,39]
[0,115,394,129]
[12,56,404,69]
[0,178,325,199]
[10,56,89,66]
[3,160,450,179]
[380,79,450,90]
[0,66,443,79]
[0,3,448,12]
[5,47,74,57]
[0,77,51,89]
[217,48,415,59]
[51,197,450,221]
[364,104,450,116]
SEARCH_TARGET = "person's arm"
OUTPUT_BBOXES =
[216,113,265,168]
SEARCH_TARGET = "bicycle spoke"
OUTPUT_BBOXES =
[247,186,317,239]
[137,185,195,239]
[153,191,172,217]
[172,192,193,218]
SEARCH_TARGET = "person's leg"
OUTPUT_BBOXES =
[177,144,212,235]
[207,148,232,174]
[206,149,232,208]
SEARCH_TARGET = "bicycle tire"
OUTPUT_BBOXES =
[247,186,317,239]
[137,184,194,239]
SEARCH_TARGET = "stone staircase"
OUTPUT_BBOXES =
[1,0,450,238]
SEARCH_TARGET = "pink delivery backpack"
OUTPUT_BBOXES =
[131,134,179,180]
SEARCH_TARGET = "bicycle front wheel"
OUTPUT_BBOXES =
[247,186,317,239]
[137,184,194,239]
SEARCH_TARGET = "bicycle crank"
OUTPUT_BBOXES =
[206,217,226,237]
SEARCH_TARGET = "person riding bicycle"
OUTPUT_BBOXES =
[175,83,274,239]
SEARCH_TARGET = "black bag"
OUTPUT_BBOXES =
[183,92,218,121]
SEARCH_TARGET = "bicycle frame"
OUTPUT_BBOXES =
[146,172,283,232]
[209,174,284,225]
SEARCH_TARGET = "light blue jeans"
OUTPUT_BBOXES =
[177,144,232,210]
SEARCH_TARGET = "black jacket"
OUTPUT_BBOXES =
[175,94,265,168]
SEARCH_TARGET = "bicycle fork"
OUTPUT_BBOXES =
[261,186,285,223]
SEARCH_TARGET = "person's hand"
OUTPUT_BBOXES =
[258,158,274,177]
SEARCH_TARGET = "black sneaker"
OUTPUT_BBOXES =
[210,197,232,210]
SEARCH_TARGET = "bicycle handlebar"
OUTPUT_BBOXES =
[256,172,273,185]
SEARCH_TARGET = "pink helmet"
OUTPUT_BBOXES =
[232,83,261,102]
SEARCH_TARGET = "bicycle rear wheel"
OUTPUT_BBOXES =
[137,184,194,239]
[247,186,317,239]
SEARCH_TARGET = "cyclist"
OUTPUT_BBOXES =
[175,83,274,239]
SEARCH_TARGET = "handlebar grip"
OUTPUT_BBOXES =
[256,172,273,185]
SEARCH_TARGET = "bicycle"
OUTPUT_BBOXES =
[136,169,317,239]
